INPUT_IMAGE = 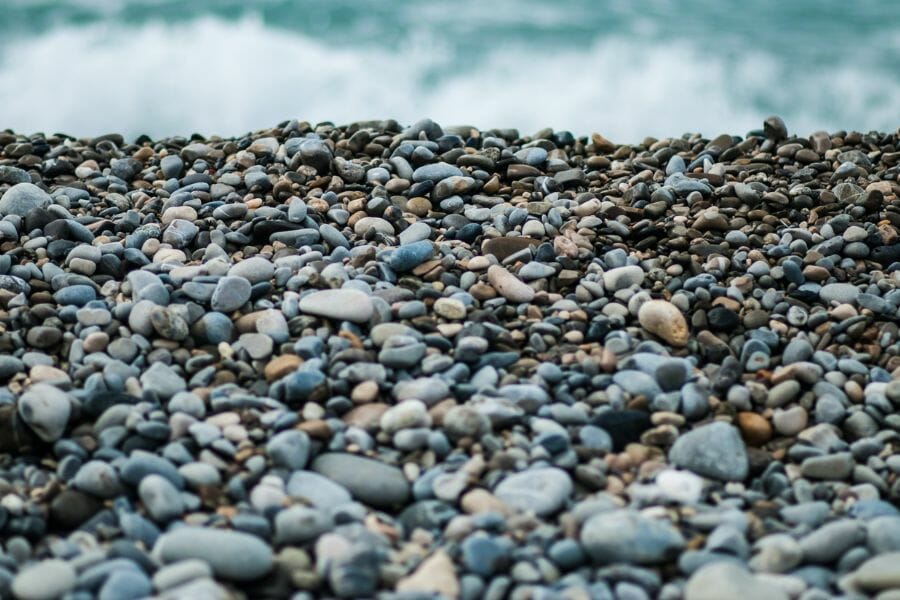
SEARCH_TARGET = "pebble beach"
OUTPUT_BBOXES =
[0,116,898,599]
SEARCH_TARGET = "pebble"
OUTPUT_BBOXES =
[210,276,252,312]
[669,422,749,481]
[11,559,77,600]
[493,467,572,516]
[299,289,374,323]
[17,383,71,442]
[638,300,689,346]
[312,453,410,509]
[0,182,52,216]
[685,562,788,600]
[581,510,685,564]
[487,265,534,303]
[152,528,273,581]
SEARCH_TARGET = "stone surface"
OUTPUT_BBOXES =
[299,289,374,323]
[669,422,749,481]
[152,528,274,581]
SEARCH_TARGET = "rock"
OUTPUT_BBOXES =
[228,257,274,283]
[799,519,864,564]
[389,240,434,273]
[18,383,71,442]
[603,265,645,290]
[266,430,310,470]
[0,182,51,217]
[139,474,185,522]
[581,510,685,564]
[312,453,410,509]
[98,569,152,600]
[820,283,860,305]
[140,362,186,400]
[299,289,374,323]
[152,527,273,581]
[286,471,353,508]
[396,550,459,598]
[669,422,748,481]
[846,552,900,593]
[638,300,689,346]
[11,559,77,600]
[487,265,534,303]
[210,276,252,313]
[274,506,332,544]
[494,467,572,516]
[685,561,788,600]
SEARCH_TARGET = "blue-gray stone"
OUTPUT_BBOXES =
[98,568,152,600]
[494,467,572,516]
[669,422,748,481]
[266,430,310,470]
[54,285,97,306]
[311,453,410,509]
[191,311,234,344]
[461,535,512,577]
[152,527,273,581]
[160,155,183,179]
[412,163,463,183]
[581,510,685,564]
[284,370,327,404]
[0,183,51,216]
[389,240,434,273]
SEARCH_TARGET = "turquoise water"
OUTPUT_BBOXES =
[1,0,898,141]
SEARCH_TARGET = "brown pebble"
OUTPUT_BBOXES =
[737,412,773,446]
[263,354,303,381]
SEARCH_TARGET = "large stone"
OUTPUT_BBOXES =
[638,300,689,346]
[152,527,273,581]
[299,289,374,323]
[493,467,572,516]
[581,510,685,564]
[487,265,534,303]
[11,559,76,600]
[311,453,410,509]
[0,182,51,217]
[18,383,71,442]
[669,422,748,481]
[685,561,788,600]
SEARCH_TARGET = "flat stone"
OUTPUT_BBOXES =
[140,362,186,400]
[481,237,538,260]
[299,289,374,323]
[493,467,572,516]
[848,552,900,592]
[820,283,860,305]
[487,265,534,303]
[139,474,185,523]
[228,257,274,283]
[685,562,788,600]
[210,276,252,313]
[286,470,353,508]
[152,527,273,581]
[603,265,645,291]
[11,559,76,600]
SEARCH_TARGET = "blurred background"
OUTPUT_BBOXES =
[2,0,898,141]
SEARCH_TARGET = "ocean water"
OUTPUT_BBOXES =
[1,0,898,142]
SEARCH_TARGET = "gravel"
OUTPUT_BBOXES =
[0,116,899,598]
